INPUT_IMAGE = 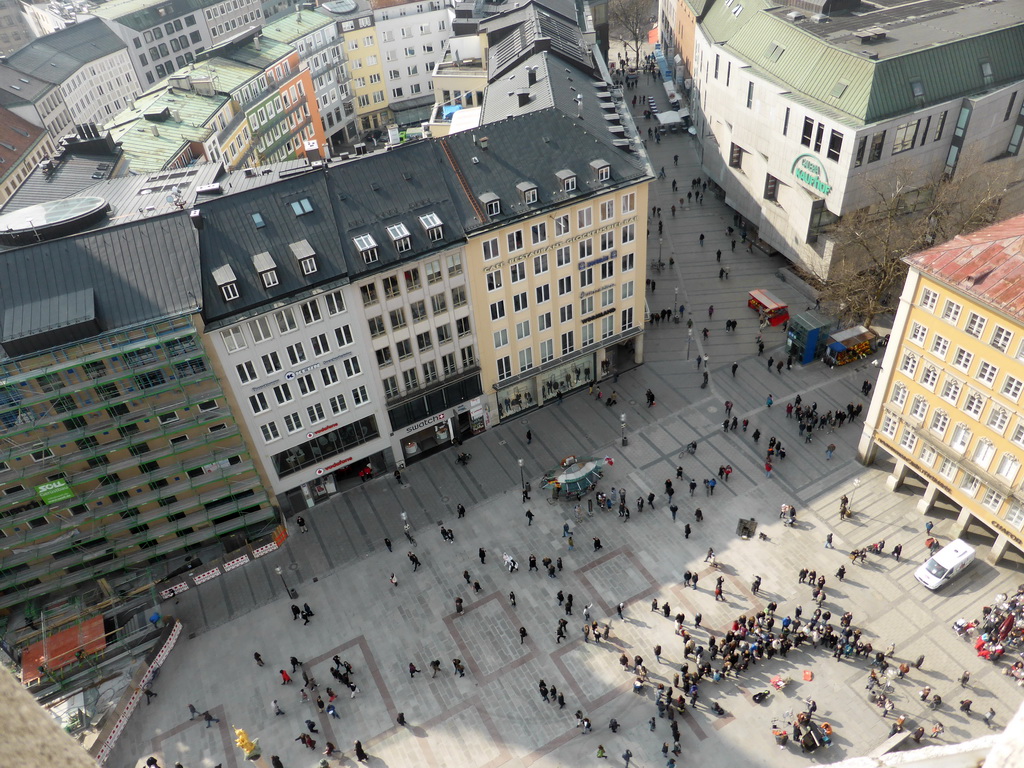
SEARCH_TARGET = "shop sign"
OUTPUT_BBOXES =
[400,410,449,437]
[306,423,339,439]
[482,216,637,272]
[316,456,354,475]
[37,479,74,504]
[791,154,832,196]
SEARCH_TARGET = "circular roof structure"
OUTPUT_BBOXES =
[322,0,357,13]
[0,196,109,247]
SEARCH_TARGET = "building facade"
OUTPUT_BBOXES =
[659,0,1024,276]
[0,0,34,55]
[6,18,141,129]
[0,107,55,207]
[859,214,1024,564]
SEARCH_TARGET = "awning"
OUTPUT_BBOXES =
[657,111,682,125]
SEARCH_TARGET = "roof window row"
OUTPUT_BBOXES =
[353,213,444,264]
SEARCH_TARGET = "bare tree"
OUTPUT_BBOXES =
[609,0,650,69]
[816,150,1018,327]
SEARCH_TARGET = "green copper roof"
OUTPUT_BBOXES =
[260,9,336,44]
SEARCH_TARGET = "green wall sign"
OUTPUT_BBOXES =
[36,479,75,504]
[791,154,833,196]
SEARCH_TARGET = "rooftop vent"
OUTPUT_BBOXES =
[786,10,804,20]
[854,27,887,42]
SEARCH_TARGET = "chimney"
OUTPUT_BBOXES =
[527,66,537,86]
[151,125,160,137]
[516,90,530,107]
[479,136,488,150]
[189,209,203,229]
[253,35,261,50]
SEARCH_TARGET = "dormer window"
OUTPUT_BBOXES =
[516,181,538,204]
[479,192,500,216]
[387,223,412,253]
[590,159,611,181]
[253,251,278,288]
[354,233,379,263]
[419,212,443,241]
[212,265,239,301]
[290,239,318,275]
[556,169,577,192]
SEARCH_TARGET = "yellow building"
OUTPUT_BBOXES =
[442,110,651,423]
[859,213,1024,563]
[334,0,390,134]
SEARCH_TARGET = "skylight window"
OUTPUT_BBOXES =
[252,213,266,228]
[290,198,313,216]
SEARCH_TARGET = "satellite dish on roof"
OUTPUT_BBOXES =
[165,195,176,204]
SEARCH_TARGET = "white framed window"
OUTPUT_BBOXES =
[296,374,317,396]
[311,333,330,357]
[982,488,1003,511]
[493,329,509,348]
[972,438,995,469]
[321,365,339,386]
[941,299,962,324]
[221,327,247,352]
[482,238,500,260]
[959,473,980,496]
[977,361,998,386]
[486,271,503,292]
[996,454,1020,483]
[919,443,937,467]
[249,392,269,414]
[261,421,280,442]
[352,385,369,405]
[307,403,325,424]
[497,356,512,381]
[622,223,635,244]
[940,377,961,404]
[513,292,528,312]
[236,361,257,384]
[507,230,524,252]
[622,191,636,213]
[531,222,547,244]
[343,357,362,377]
[899,351,918,376]
[990,325,1013,351]
[1001,375,1023,401]
[908,322,927,345]
[602,315,615,339]
[283,412,303,433]
[516,320,530,340]
[921,365,939,390]
[273,383,293,405]
[490,301,506,321]
[326,290,346,315]
[249,317,273,343]
[963,312,986,338]
[301,299,322,325]
[890,383,908,408]
[930,410,950,436]
[909,396,928,421]
[920,288,939,310]
[952,347,973,372]
[880,414,898,437]
[534,253,549,275]
[556,246,571,267]
[519,347,533,372]
[510,262,526,283]
[600,200,614,221]
[963,390,985,418]
[899,427,918,451]
[950,423,972,452]
[329,394,347,414]
[539,339,554,364]
[577,207,592,230]
[621,252,635,272]
[1006,501,1024,529]
[987,407,1009,433]
[930,335,949,358]
[554,214,569,236]
[938,457,957,480]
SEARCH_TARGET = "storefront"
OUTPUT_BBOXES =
[496,353,596,421]
[823,325,878,367]
[396,400,483,465]
[748,289,790,327]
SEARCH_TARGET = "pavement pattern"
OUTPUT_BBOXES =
[110,79,1024,768]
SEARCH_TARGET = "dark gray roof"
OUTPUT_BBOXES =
[6,18,128,84]
[197,171,350,324]
[1,151,122,214]
[0,215,202,359]
[440,107,650,233]
[482,0,594,79]
[0,66,57,108]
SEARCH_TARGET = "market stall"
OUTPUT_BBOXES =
[747,289,790,327]
[823,325,877,366]
[542,455,612,500]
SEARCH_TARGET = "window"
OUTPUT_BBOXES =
[497,356,512,382]
[560,305,573,323]
[513,292,529,312]
[602,315,615,340]
[801,117,813,147]
[261,422,281,442]
[909,396,928,421]
[325,290,346,315]
[461,346,476,368]
[558,276,572,295]
[909,322,927,345]
[490,301,506,321]
[275,308,297,334]
[899,427,917,452]
[390,308,407,330]
[486,271,503,292]
[977,361,998,386]
[577,207,592,230]
[321,365,339,387]
[1002,375,1023,401]
[361,284,379,306]
[554,214,570,236]
[335,326,353,347]
[249,319,272,348]
[891,120,919,154]
[764,174,779,202]
[941,300,962,324]
[437,324,452,345]
[622,223,635,244]
[307,403,326,424]
[534,253,549,275]
[557,246,571,267]
[579,239,593,260]
[890,383,908,408]
[516,320,531,340]
[930,410,949,435]
[827,130,843,161]
[286,343,307,366]
[991,326,1013,352]
[274,383,294,404]
[493,329,508,348]
[383,275,401,299]
[507,230,524,252]
[930,335,949,358]
[291,198,313,216]
[343,357,362,377]
[950,424,972,452]
[452,286,467,307]
[600,200,614,221]
[221,327,247,352]
[952,348,973,372]
[368,316,386,338]
[485,198,500,216]
[622,307,634,331]
[600,232,615,252]
[519,348,534,372]
[284,412,303,433]
[996,454,1020,483]
[416,331,433,352]
[964,312,987,338]
[410,301,427,323]
[510,263,526,284]
[250,392,269,414]
[330,393,348,414]
[941,377,962,403]
[457,317,471,337]
[536,284,550,304]
[729,143,743,169]
[311,334,330,357]
[963,391,985,418]
[987,407,1009,432]
[236,361,257,383]
[538,312,552,332]
[621,252,634,272]
[880,414,898,438]
[601,286,615,307]
[394,339,412,360]
[601,261,615,280]
[899,351,918,377]
[431,293,448,315]
[296,374,315,397]
[404,269,421,291]
[403,368,419,390]
[580,268,594,288]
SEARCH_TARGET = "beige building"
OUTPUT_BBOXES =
[859,213,1024,564]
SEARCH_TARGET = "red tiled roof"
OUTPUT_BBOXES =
[906,213,1024,320]
[0,107,47,171]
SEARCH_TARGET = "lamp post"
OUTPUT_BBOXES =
[518,458,525,493]
[848,478,862,513]
[673,287,679,323]
[620,413,628,446]
[659,236,663,266]
[274,565,293,599]
[686,328,693,360]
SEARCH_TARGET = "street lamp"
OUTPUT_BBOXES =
[686,328,693,360]
[673,287,679,323]
[518,458,525,493]
[274,565,293,599]
[848,478,862,513]
[659,236,663,266]
[620,413,628,446]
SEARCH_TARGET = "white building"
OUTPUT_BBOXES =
[671,0,1024,277]
[6,18,141,127]
[92,0,264,87]
[372,0,450,128]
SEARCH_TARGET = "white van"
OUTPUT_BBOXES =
[915,539,976,590]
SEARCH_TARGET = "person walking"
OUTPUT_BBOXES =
[272,699,285,716]
[526,429,532,444]
[479,547,486,564]
[280,670,292,685]
[519,626,528,644]
[253,652,265,667]
[295,515,307,533]
[409,663,421,678]
[525,509,534,525]
[203,711,220,728]
[826,443,836,460]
